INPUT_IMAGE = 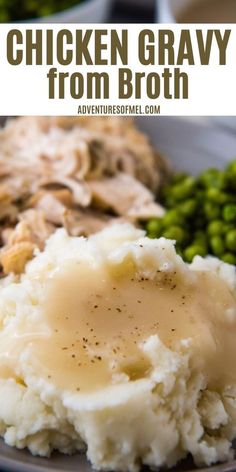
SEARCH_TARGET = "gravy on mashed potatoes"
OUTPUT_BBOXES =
[0,224,236,470]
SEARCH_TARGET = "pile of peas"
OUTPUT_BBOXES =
[0,0,83,21]
[145,159,236,265]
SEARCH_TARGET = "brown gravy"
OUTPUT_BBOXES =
[1,262,236,393]
[178,0,236,23]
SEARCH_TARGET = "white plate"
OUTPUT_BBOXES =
[0,117,236,472]
[136,116,236,173]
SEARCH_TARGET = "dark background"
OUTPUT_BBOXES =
[110,0,155,23]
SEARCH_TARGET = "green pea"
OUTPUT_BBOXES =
[38,5,54,16]
[226,159,236,188]
[194,229,205,238]
[221,192,234,204]
[163,196,176,209]
[207,220,224,237]
[27,0,38,9]
[148,232,158,240]
[170,177,196,201]
[196,190,206,204]
[146,161,236,265]
[206,188,228,204]
[210,236,225,257]
[227,159,236,174]
[184,245,207,263]
[193,231,208,250]
[146,219,163,237]
[226,229,236,252]
[223,223,235,234]
[225,173,236,192]
[194,230,208,243]
[162,226,186,245]
[223,204,236,223]
[204,202,221,220]
[162,185,173,201]
[179,199,198,218]
[171,172,189,184]
[221,253,236,265]
[162,209,184,227]
[0,10,9,20]
[199,168,226,190]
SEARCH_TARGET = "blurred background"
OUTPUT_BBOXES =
[0,0,155,23]
[0,0,235,23]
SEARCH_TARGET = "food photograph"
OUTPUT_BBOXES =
[0,115,235,472]
[0,0,236,472]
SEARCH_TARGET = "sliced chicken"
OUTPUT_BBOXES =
[0,242,35,275]
[63,210,114,237]
[89,173,165,218]
[0,117,171,274]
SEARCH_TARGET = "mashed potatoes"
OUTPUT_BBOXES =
[0,224,236,470]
